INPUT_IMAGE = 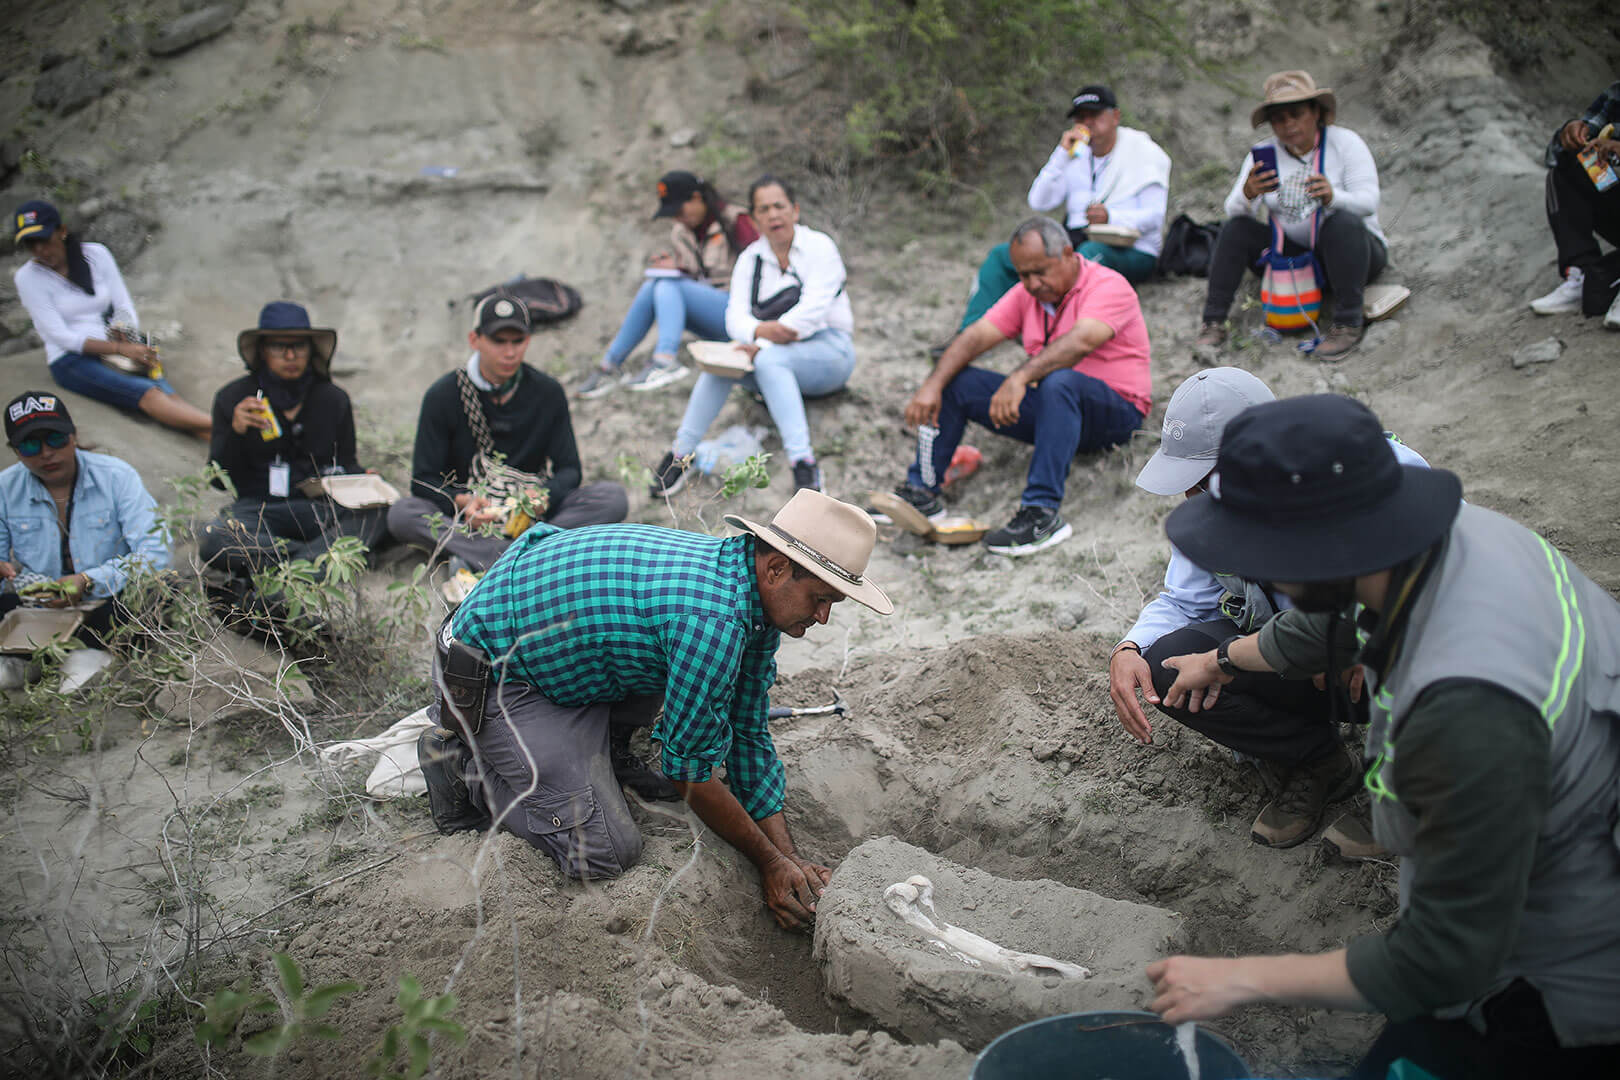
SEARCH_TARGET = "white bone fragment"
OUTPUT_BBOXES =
[882,875,1092,980]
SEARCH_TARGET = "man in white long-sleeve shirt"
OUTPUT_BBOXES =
[1108,368,1428,851]
[948,86,1170,340]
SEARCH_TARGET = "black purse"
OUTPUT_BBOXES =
[749,254,802,320]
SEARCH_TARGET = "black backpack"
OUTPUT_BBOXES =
[1156,214,1220,278]
[466,274,584,325]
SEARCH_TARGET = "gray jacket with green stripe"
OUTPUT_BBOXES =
[1366,503,1620,1045]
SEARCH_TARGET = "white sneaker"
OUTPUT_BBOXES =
[1530,268,1584,315]
[1607,286,1620,330]
[59,648,114,693]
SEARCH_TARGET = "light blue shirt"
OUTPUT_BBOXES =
[1125,438,1430,650]
[0,450,170,599]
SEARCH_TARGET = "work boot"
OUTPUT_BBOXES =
[1194,322,1227,349]
[610,727,680,801]
[1314,323,1364,362]
[418,726,490,835]
[1251,745,1358,849]
[1321,809,1390,862]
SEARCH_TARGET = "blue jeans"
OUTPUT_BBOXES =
[604,277,729,367]
[906,366,1143,509]
[673,328,855,464]
[50,351,176,410]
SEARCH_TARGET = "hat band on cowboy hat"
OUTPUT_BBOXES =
[724,490,894,615]
[236,301,338,377]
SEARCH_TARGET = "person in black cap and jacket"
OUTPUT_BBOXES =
[1144,395,1620,1080]
[199,302,387,586]
[388,292,627,573]
[574,171,759,398]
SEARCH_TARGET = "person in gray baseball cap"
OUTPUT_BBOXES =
[1109,368,1430,850]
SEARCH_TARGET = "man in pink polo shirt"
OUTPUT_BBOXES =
[875,217,1152,555]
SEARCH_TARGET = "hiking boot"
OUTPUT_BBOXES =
[418,726,490,835]
[1251,746,1359,849]
[624,354,689,392]
[984,505,1072,556]
[1321,810,1390,862]
[866,482,945,525]
[791,459,823,492]
[1194,322,1227,348]
[575,365,618,399]
[610,727,680,801]
[648,451,689,499]
[1314,323,1364,362]
[1529,267,1584,315]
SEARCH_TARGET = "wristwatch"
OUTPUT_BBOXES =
[1215,635,1241,676]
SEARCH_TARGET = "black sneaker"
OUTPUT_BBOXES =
[610,727,680,801]
[575,366,617,399]
[649,451,689,499]
[983,505,1072,556]
[418,726,490,835]
[866,482,945,525]
[792,459,823,492]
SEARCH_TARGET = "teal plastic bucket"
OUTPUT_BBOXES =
[972,1011,1250,1080]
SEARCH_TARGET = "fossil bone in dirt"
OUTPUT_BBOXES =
[883,874,1093,979]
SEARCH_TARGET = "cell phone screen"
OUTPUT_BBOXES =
[1251,145,1278,175]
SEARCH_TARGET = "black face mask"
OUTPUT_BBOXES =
[1282,579,1358,614]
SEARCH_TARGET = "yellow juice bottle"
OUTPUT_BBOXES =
[256,390,282,441]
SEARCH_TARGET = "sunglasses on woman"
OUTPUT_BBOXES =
[12,430,72,457]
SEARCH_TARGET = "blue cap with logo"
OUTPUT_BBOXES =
[13,200,61,245]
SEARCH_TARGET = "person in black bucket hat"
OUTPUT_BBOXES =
[1145,395,1620,1080]
[198,302,388,631]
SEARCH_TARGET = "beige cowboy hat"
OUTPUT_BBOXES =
[1250,70,1337,128]
[725,490,894,615]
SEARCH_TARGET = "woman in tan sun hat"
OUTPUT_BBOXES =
[1195,70,1390,361]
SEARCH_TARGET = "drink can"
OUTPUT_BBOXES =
[257,391,282,441]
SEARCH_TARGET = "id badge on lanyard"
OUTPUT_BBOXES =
[268,457,290,497]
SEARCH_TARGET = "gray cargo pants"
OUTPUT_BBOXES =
[457,680,661,879]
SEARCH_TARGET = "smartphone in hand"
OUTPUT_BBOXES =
[1250,144,1278,176]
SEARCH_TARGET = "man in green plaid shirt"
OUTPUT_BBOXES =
[419,489,892,929]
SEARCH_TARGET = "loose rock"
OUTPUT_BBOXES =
[1511,337,1562,369]
[32,56,110,115]
[148,5,236,57]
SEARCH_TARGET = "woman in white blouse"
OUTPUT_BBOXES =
[650,176,855,496]
[1195,72,1389,362]
[12,199,211,435]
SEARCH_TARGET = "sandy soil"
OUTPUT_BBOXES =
[1,0,1617,1077]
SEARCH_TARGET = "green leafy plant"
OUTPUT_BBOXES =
[194,953,358,1058]
[781,0,1176,178]
[366,975,466,1080]
[717,452,773,499]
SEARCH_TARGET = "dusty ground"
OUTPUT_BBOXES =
[1,0,1617,1077]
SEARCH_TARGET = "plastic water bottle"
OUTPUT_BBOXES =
[693,425,765,474]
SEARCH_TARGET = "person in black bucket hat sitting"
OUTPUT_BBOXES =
[1144,395,1620,1080]
[198,302,388,627]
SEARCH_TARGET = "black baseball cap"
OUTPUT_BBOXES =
[1166,395,1462,583]
[472,292,532,337]
[1067,85,1118,117]
[13,200,61,245]
[5,391,76,444]
[653,171,702,219]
